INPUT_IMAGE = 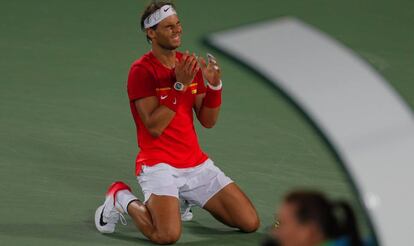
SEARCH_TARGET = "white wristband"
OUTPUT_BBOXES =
[207,80,223,91]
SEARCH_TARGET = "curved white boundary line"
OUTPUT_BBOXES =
[207,17,414,245]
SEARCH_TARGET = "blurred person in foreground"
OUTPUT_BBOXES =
[262,190,365,246]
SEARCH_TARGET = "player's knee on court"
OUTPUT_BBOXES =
[239,213,260,233]
[152,229,181,245]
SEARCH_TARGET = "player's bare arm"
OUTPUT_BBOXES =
[194,55,222,128]
[135,97,174,138]
[135,52,199,138]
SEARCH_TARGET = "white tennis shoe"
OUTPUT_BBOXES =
[180,199,194,222]
[94,181,131,233]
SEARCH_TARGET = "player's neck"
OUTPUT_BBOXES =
[151,45,176,69]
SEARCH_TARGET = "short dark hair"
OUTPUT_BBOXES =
[140,0,176,43]
[285,190,363,246]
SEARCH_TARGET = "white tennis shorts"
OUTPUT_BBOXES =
[137,158,233,207]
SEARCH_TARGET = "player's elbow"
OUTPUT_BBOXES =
[199,116,218,129]
[148,127,163,138]
[199,111,220,129]
[201,120,216,129]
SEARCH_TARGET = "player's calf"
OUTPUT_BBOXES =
[127,194,182,245]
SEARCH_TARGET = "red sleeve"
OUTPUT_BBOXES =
[194,70,206,94]
[127,65,157,102]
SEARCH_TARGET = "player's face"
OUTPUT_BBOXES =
[153,15,182,50]
[273,202,320,246]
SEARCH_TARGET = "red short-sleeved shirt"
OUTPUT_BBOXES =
[127,51,208,175]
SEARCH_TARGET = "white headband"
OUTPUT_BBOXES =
[144,5,177,29]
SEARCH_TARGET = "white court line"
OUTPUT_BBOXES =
[207,17,414,245]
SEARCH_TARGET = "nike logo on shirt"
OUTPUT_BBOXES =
[161,95,168,100]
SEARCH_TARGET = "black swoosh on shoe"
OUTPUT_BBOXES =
[99,207,107,226]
